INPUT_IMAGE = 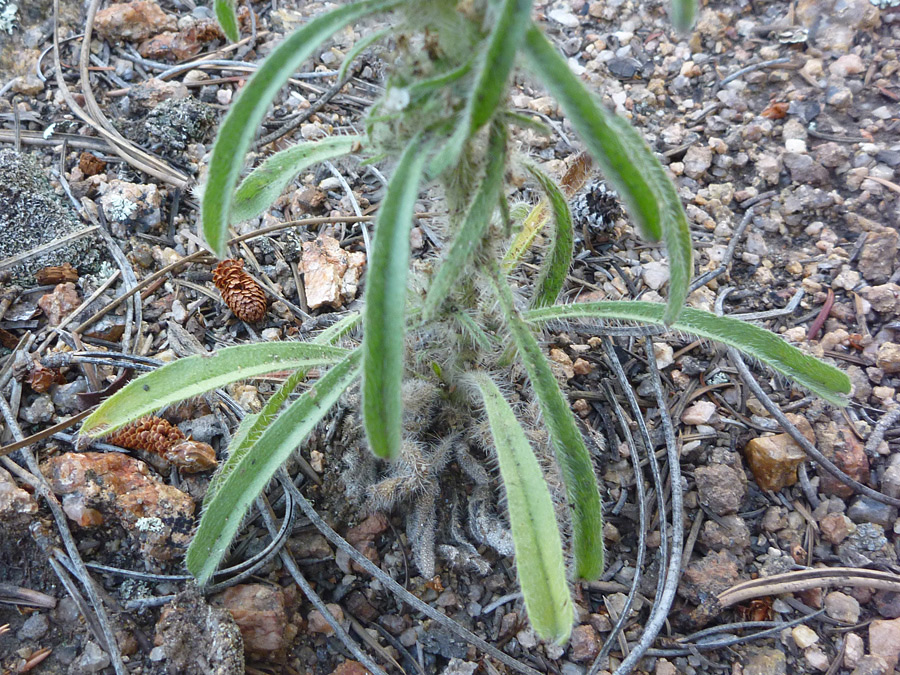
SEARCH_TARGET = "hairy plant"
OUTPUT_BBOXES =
[81,0,851,646]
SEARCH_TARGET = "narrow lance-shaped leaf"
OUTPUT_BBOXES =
[202,0,400,257]
[423,122,507,321]
[504,152,592,271]
[80,343,348,437]
[187,349,362,584]
[525,163,573,308]
[206,312,361,504]
[525,301,851,406]
[471,372,574,644]
[671,0,697,33]
[231,135,364,224]
[214,0,240,42]
[522,27,693,324]
[429,0,534,175]
[362,136,430,459]
[491,267,605,580]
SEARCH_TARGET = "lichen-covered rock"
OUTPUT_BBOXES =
[40,452,195,561]
[0,150,103,284]
[98,180,162,236]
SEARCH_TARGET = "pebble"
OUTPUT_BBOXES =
[824,591,860,623]
[859,229,899,283]
[700,514,751,553]
[844,632,864,668]
[847,496,898,528]
[642,261,670,289]
[829,53,866,77]
[743,647,787,675]
[683,145,713,179]
[73,641,110,674]
[300,235,366,309]
[94,1,177,42]
[694,464,745,515]
[681,401,716,425]
[308,604,344,636]
[850,656,890,675]
[17,613,49,640]
[653,342,674,369]
[804,646,829,671]
[860,284,900,314]
[218,584,288,654]
[743,433,806,491]
[548,8,581,27]
[679,550,740,603]
[22,395,54,424]
[791,624,819,648]
[875,342,900,374]
[568,624,600,662]
[874,590,900,619]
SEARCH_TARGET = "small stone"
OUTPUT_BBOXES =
[655,659,677,675]
[548,8,580,27]
[845,632,864,668]
[569,624,600,662]
[869,617,900,670]
[642,261,670,289]
[683,145,713,179]
[330,661,372,675]
[17,613,50,640]
[820,427,869,498]
[682,401,716,426]
[873,590,900,619]
[573,358,593,375]
[94,1,177,42]
[743,647,787,675]
[653,342,674,369]
[300,236,366,309]
[793,624,819,648]
[805,646,829,671]
[824,592,860,623]
[847,496,898,527]
[859,229,899,283]
[860,284,900,314]
[694,464,745,515]
[744,434,806,491]
[829,54,866,77]
[679,550,740,603]
[783,152,828,184]
[308,604,344,635]
[73,642,110,673]
[700,514,751,553]
[38,282,81,326]
[217,584,287,655]
[875,342,900,374]
[851,655,890,675]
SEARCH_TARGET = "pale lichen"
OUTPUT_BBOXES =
[0,1,18,34]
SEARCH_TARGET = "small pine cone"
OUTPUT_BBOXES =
[106,416,217,473]
[212,259,267,323]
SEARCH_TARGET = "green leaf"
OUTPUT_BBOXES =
[231,135,364,224]
[522,27,693,324]
[202,0,400,257]
[362,136,430,459]
[187,349,362,583]
[491,269,605,580]
[422,122,507,321]
[525,301,852,406]
[525,164,573,308]
[206,312,361,504]
[671,0,697,33]
[471,372,574,644]
[429,0,533,175]
[80,343,348,437]
[214,0,240,42]
[337,27,391,81]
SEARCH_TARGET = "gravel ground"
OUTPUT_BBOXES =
[1,0,899,674]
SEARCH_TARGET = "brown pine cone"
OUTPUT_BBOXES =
[106,416,217,473]
[212,258,267,323]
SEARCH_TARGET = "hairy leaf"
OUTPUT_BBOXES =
[202,0,400,257]
[523,27,692,324]
[492,270,604,580]
[187,349,362,583]
[429,0,533,175]
[80,343,349,438]
[206,312,361,504]
[214,0,239,42]
[472,372,573,644]
[231,136,363,224]
[525,301,851,406]
[525,164,573,308]
[423,122,507,320]
[363,136,430,459]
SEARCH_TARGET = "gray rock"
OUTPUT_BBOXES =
[743,646,787,675]
[17,613,49,640]
[783,152,828,184]
[882,465,900,500]
[876,150,900,167]
[859,229,899,283]
[51,378,89,415]
[683,145,713,179]
[21,395,54,424]
[607,57,642,78]
[847,496,898,527]
[814,141,850,168]
[694,464,745,515]
[874,590,900,619]
[850,656,890,675]
[72,642,110,674]
[824,591,861,623]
